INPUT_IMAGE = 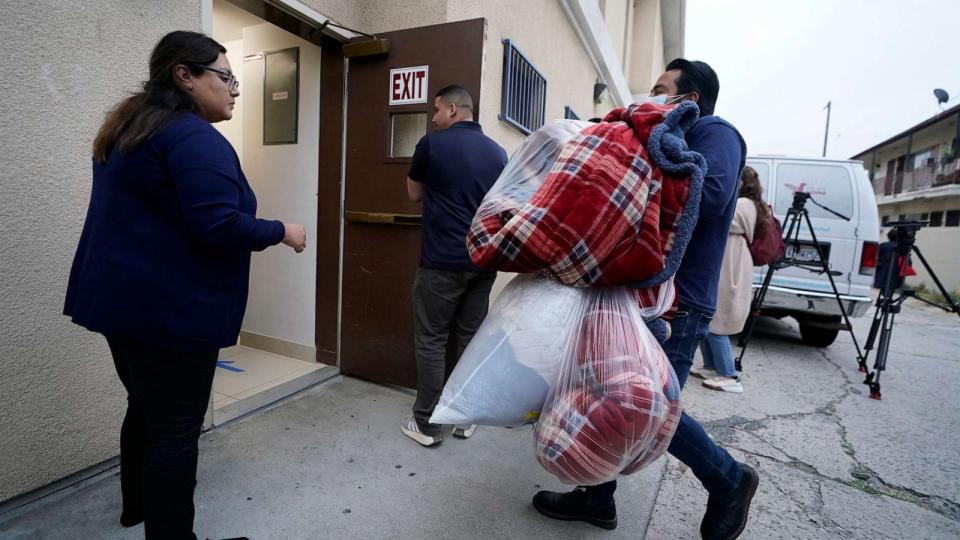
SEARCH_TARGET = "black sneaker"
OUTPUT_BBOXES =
[119,509,143,528]
[700,462,759,540]
[532,487,618,530]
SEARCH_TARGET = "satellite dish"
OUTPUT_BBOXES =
[934,88,949,104]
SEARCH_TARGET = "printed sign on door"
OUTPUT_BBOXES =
[389,66,429,105]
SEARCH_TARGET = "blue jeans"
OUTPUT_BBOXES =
[700,332,737,377]
[585,306,742,504]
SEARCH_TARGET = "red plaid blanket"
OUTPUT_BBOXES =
[467,103,692,288]
[534,304,682,485]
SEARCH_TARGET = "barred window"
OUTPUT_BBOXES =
[499,39,547,135]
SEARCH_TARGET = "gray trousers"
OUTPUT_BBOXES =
[412,267,497,435]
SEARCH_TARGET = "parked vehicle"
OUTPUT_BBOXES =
[746,156,880,347]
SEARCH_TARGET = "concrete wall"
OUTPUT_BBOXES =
[450,0,612,152]
[628,0,665,98]
[600,0,632,68]
[906,227,960,293]
[0,0,201,503]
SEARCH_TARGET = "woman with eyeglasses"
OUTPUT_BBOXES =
[64,30,305,539]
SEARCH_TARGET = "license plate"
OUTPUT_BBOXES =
[784,242,829,263]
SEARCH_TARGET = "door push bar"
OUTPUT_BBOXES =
[344,211,422,226]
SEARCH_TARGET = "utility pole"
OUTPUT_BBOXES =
[823,101,832,158]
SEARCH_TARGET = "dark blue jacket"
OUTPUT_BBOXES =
[64,114,285,352]
[674,116,747,315]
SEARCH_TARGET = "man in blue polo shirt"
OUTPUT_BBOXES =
[531,60,759,540]
[401,84,508,447]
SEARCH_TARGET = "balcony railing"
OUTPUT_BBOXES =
[874,158,960,197]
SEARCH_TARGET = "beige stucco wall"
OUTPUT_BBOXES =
[628,0,665,97]
[600,0,631,68]
[905,227,960,293]
[0,1,201,503]
[447,0,613,153]
[878,196,960,292]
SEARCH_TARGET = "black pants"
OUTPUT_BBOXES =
[411,268,497,436]
[107,336,218,540]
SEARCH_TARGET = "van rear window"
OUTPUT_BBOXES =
[774,163,854,220]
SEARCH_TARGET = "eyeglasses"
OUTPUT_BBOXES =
[187,63,239,92]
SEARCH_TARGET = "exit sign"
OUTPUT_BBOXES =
[389,65,429,105]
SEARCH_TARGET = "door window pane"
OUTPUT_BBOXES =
[390,113,427,157]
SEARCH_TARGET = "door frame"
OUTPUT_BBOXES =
[202,0,354,367]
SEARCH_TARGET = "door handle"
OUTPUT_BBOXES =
[344,211,422,226]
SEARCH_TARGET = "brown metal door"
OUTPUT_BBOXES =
[340,19,485,387]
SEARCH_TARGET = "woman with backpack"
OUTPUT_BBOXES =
[691,166,772,393]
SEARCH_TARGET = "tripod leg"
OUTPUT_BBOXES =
[869,299,900,400]
[736,210,802,371]
[801,211,867,369]
[862,300,883,370]
[911,246,960,317]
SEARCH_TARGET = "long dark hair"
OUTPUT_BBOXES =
[93,31,226,163]
[739,166,770,238]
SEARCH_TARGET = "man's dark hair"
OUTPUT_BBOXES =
[435,84,474,112]
[665,58,719,116]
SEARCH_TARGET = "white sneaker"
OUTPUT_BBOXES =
[690,367,719,380]
[452,424,478,439]
[401,417,442,447]
[702,376,744,394]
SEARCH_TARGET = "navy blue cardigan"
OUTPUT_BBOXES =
[672,116,747,316]
[64,113,285,352]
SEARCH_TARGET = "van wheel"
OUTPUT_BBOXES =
[799,323,839,347]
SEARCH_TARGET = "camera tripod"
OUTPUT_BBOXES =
[862,221,960,399]
[736,191,868,374]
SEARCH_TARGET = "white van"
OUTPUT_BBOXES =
[745,156,880,347]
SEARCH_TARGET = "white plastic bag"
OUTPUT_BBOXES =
[430,274,677,431]
[429,274,582,426]
[475,118,589,214]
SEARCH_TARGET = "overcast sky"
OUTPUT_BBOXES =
[684,0,960,160]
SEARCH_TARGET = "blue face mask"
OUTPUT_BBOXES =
[644,94,687,105]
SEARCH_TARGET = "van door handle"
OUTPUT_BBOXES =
[344,211,422,226]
